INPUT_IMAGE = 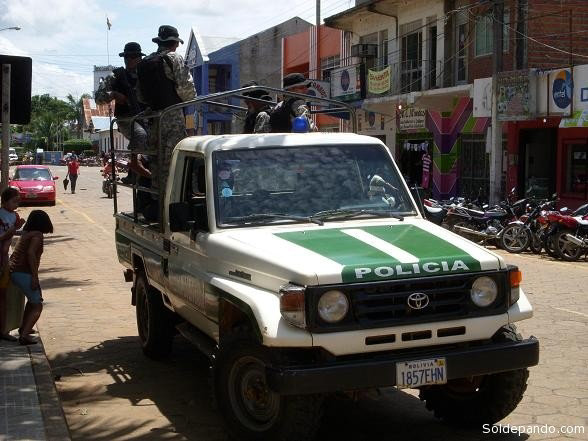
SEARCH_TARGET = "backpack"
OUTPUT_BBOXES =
[269,98,297,133]
[136,53,182,111]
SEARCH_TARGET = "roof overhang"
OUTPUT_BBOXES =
[324,0,400,32]
[361,84,473,115]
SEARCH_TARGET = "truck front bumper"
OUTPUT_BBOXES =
[266,337,539,395]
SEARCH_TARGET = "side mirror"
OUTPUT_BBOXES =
[169,202,192,232]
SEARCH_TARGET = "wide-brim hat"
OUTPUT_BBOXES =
[241,81,269,99]
[283,72,310,89]
[152,25,184,44]
[119,42,145,57]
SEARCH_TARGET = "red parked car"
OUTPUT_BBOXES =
[9,165,59,206]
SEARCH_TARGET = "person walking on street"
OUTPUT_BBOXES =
[67,156,80,194]
[137,25,196,197]
[0,188,24,341]
[95,42,151,182]
[10,210,53,345]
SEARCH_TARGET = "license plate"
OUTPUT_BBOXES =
[25,193,37,199]
[396,358,447,388]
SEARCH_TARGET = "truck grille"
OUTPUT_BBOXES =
[306,272,508,332]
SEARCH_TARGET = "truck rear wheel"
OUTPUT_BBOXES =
[135,273,174,360]
[419,325,529,427]
[215,339,323,441]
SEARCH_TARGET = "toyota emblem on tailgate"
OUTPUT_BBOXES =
[407,293,429,310]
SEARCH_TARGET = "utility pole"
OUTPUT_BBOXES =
[490,0,504,204]
[1,64,10,189]
[316,0,321,79]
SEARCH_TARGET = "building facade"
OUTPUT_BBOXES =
[323,0,588,207]
[185,17,312,135]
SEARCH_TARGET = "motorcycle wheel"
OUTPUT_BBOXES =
[529,234,543,254]
[544,234,558,258]
[500,225,530,253]
[555,230,583,262]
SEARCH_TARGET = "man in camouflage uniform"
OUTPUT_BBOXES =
[259,72,316,133]
[137,25,196,194]
[240,81,273,134]
[95,42,151,179]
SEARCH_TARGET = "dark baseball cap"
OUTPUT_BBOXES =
[119,42,145,57]
[152,25,184,44]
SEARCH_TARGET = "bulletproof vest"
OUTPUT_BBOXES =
[137,53,182,111]
[243,111,257,134]
[112,67,141,117]
[269,98,297,133]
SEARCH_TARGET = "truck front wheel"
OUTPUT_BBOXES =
[419,325,529,426]
[135,273,174,360]
[215,339,323,441]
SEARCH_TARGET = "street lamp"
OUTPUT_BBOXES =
[0,26,21,32]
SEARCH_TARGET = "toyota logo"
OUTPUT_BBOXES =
[407,293,429,310]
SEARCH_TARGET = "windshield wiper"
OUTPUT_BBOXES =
[225,213,324,226]
[311,208,405,222]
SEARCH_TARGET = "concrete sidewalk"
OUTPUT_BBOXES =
[0,333,70,441]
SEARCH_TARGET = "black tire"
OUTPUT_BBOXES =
[500,225,530,253]
[215,339,323,441]
[529,233,543,254]
[419,325,529,427]
[135,273,174,360]
[555,229,583,262]
[544,233,558,258]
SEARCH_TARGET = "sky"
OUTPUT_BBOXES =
[0,0,353,100]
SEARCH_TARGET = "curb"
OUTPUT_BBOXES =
[28,336,72,441]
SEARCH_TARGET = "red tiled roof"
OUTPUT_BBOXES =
[82,98,114,127]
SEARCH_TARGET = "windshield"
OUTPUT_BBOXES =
[13,168,52,181]
[214,144,416,226]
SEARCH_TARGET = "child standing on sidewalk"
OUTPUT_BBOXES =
[0,188,25,341]
[10,210,53,345]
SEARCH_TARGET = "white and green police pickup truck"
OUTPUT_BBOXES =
[115,132,539,441]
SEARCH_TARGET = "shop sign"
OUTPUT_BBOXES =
[550,69,572,115]
[306,80,330,99]
[497,70,536,121]
[331,65,363,101]
[399,108,427,131]
[560,110,588,128]
[473,77,492,118]
[357,110,386,132]
[368,66,391,95]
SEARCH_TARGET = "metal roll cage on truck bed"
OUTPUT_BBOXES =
[108,85,357,226]
[111,86,538,441]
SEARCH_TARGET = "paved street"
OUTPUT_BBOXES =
[15,165,588,441]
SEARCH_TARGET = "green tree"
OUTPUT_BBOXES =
[67,93,91,139]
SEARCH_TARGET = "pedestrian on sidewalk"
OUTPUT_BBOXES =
[67,155,80,194]
[0,188,25,341]
[10,210,53,345]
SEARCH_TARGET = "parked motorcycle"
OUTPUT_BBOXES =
[553,203,588,261]
[500,197,557,253]
[444,188,530,246]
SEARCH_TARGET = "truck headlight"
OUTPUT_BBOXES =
[279,283,306,328]
[470,276,498,307]
[318,290,349,323]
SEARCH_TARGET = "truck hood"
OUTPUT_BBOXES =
[213,219,504,286]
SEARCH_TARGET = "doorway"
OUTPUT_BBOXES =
[518,128,557,198]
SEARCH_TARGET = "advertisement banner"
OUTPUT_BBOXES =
[368,66,391,95]
[306,80,330,99]
[549,68,572,116]
[497,70,536,121]
[473,77,492,118]
[398,108,427,131]
[331,65,362,101]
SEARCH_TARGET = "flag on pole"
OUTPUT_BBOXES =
[106,17,112,30]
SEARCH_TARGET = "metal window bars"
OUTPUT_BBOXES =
[109,85,357,231]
